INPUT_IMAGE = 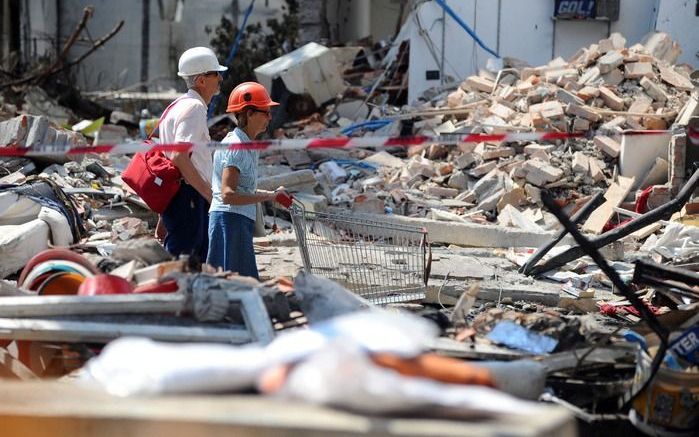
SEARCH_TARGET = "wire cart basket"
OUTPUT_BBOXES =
[290,201,429,305]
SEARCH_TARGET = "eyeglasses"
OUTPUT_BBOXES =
[203,71,221,77]
[250,108,271,116]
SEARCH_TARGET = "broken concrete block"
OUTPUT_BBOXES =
[640,77,668,103]
[469,161,497,178]
[598,86,625,111]
[454,152,477,170]
[642,116,667,130]
[593,135,621,158]
[427,144,449,160]
[403,156,436,179]
[522,159,564,186]
[524,184,542,203]
[599,33,626,52]
[556,88,584,106]
[426,186,459,198]
[566,103,601,122]
[352,194,384,214]
[597,51,624,74]
[489,102,515,120]
[363,151,404,169]
[500,85,516,101]
[624,62,653,79]
[572,152,590,174]
[319,161,348,184]
[24,116,49,147]
[447,170,468,190]
[600,116,626,132]
[645,184,672,211]
[601,68,624,86]
[465,76,495,93]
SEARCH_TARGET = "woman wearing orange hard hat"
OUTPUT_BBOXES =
[206,82,288,278]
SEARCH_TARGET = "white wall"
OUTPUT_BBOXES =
[655,0,699,67]
[408,0,673,103]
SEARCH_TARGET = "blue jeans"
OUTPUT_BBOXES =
[207,211,259,279]
[162,183,209,261]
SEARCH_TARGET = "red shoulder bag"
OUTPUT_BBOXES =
[122,98,189,214]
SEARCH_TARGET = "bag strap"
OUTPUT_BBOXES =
[147,96,195,140]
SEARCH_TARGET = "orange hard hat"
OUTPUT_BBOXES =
[226,82,279,113]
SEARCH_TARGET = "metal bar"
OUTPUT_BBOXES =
[0,294,184,318]
[520,191,605,275]
[541,190,669,407]
[531,169,699,275]
[0,318,252,344]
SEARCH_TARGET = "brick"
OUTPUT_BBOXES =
[624,62,653,79]
[601,116,626,132]
[497,187,527,212]
[465,76,495,93]
[540,101,565,119]
[577,86,600,101]
[566,103,601,122]
[523,159,564,186]
[489,102,515,120]
[642,116,667,130]
[640,77,667,103]
[447,87,467,107]
[598,86,625,111]
[524,184,542,203]
[628,95,652,124]
[594,135,621,158]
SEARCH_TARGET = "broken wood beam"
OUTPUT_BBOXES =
[520,191,605,275]
[530,169,699,275]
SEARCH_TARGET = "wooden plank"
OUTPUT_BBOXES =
[582,176,635,234]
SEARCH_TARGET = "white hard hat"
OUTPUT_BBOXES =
[177,47,227,77]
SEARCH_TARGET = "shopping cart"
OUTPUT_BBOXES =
[290,200,430,305]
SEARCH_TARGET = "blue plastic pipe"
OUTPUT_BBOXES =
[207,0,256,119]
[434,0,499,58]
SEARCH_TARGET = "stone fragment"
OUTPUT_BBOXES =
[465,76,495,93]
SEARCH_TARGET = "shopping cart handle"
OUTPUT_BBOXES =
[275,192,294,209]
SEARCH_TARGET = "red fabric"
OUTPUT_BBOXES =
[635,185,654,214]
[600,303,663,317]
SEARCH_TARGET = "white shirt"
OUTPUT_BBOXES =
[159,89,213,185]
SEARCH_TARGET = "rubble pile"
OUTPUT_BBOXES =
[266,32,696,236]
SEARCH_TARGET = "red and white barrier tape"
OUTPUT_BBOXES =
[0,129,683,157]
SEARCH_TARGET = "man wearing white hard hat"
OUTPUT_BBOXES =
[155,46,226,260]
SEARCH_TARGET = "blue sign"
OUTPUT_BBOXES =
[554,0,596,19]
